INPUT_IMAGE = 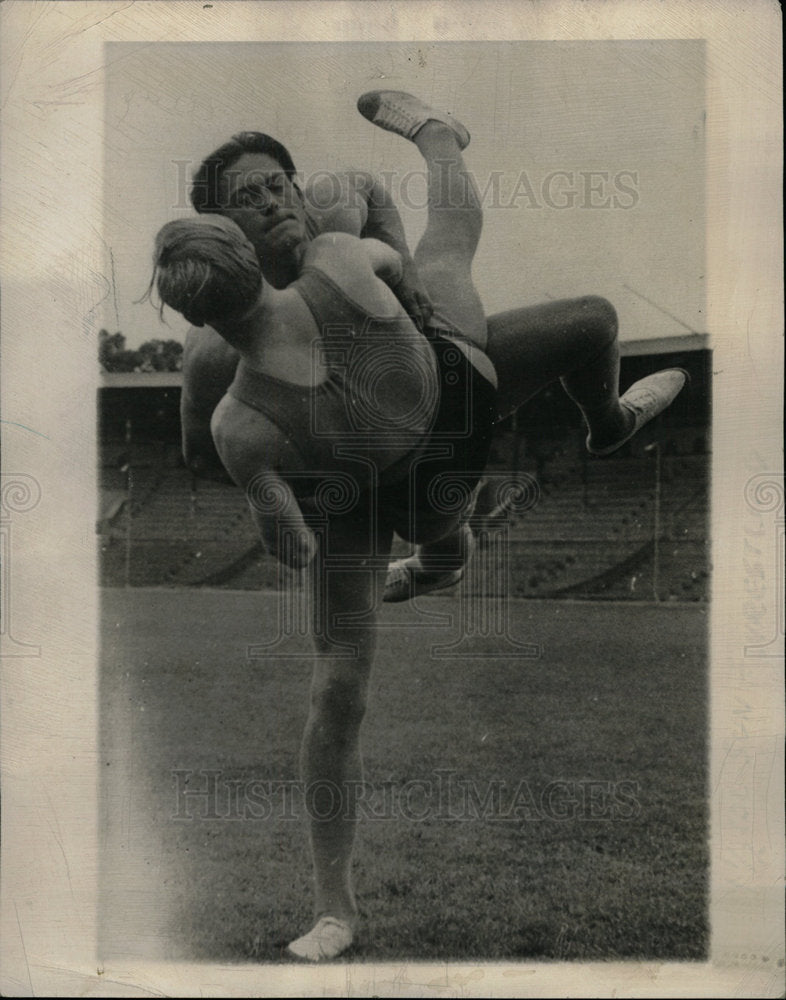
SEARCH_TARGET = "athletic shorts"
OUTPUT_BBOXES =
[380,332,498,541]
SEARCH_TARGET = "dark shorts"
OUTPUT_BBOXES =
[380,333,498,541]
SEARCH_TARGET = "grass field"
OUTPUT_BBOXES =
[99,588,708,964]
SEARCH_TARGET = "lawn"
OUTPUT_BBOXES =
[99,589,708,964]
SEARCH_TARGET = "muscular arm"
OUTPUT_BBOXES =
[355,172,434,327]
[210,396,317,570]
[180,325,239,482]
[360,237,404,287]
[306,170,433,328]
[351,172,409,253]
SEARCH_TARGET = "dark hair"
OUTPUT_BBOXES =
[190,132,299,213]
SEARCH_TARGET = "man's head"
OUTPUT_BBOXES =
[152,214,262,331]
[190,132,307,270]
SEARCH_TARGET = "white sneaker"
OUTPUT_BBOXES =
[587,368,689,456]
[383,559,464,603]
[357,90,470,149]
[286,916,353,962]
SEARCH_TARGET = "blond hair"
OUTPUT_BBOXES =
[151,215,262,327]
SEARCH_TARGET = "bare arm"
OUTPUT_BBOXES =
[210,397,317,569]
[360,237,404,287]
[245,470,317,570]
[306,170,434,329]
[180,325,240,482]
[354,171,434,329]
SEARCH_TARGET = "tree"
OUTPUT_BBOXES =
[137,339,184,372]
[99,332,183,373]
[99,329,127,369]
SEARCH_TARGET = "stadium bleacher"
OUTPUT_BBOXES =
[99,442,709,600]
[99,344,711,599]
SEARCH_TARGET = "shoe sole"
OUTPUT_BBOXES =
[383,567,464,603]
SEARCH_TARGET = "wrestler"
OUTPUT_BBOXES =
[151,99,497,960]
[356,92,688,599]
[178,95,687,601]
[179,131,433,484]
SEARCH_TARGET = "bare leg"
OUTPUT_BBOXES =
[380,122,493,597]
[486,297,687,453]
[409,122,487,349]
[357,94,492,601]
[406,123,684,466]
[361,93,686,601]
[288,507,393,961]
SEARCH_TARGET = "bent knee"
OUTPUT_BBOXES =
[577,296,618,340]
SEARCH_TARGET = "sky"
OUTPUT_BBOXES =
[105,40,705,348]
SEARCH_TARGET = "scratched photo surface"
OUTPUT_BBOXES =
[1,3,782,995]
[98,40,712,964]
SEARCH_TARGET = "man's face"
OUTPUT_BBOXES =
[216,153,307,272]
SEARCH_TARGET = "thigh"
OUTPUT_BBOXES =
[486,298,610,418]
[380,339,497,543]
[414,251,488,350]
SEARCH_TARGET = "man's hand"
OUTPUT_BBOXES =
[246,470,318,570]
[394,258,434,331]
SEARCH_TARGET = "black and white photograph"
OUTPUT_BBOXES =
[1,2,783,997]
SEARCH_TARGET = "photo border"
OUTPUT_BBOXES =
[1,1,783,996]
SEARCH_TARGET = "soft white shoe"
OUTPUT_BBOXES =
[383,559,464,603]
[587,368,689,456]
[384,520,474,603]
[286,916,353,962]
[357,90,470,149]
